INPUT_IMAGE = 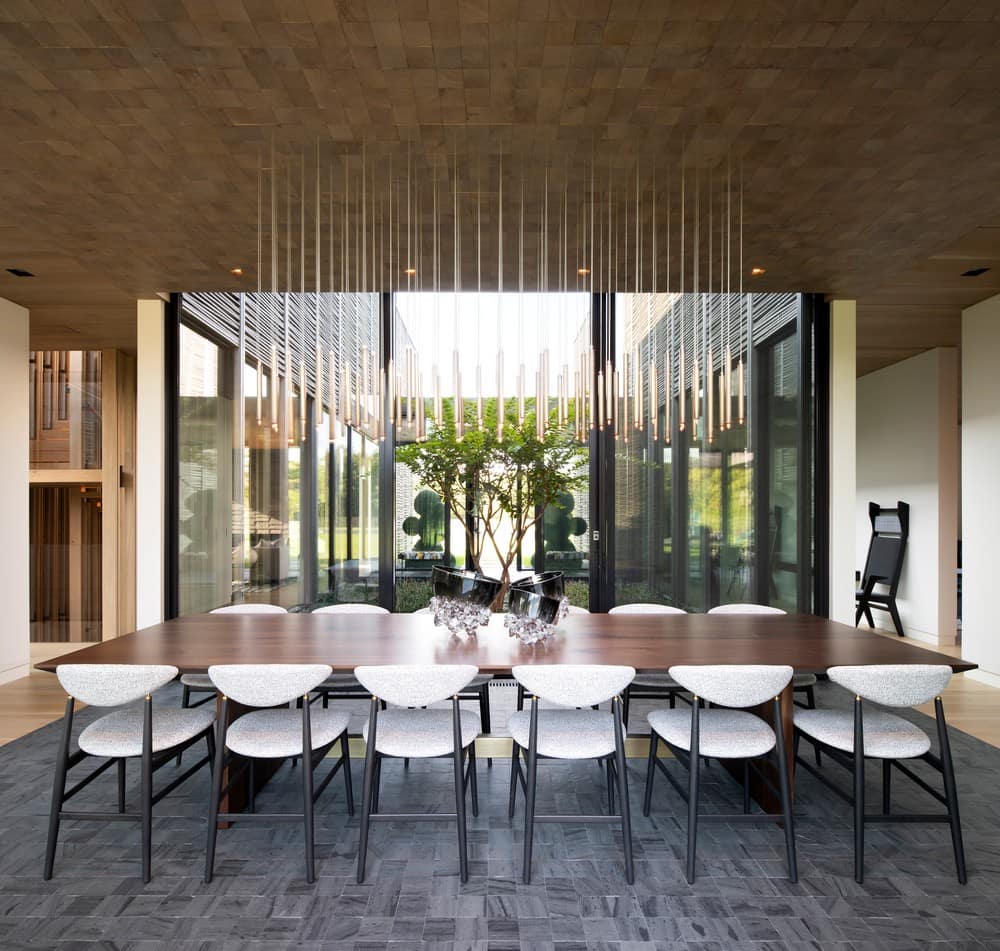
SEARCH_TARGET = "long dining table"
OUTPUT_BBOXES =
[37,610,975,813]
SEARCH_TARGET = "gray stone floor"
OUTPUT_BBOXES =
[1,682,998,951]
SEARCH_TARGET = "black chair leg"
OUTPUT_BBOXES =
[642,734,657,817]
[177,684,191,766]
[622,688,630,729]
[882,760,891,814]
[853,751,865,884]
[476,683,493,768]
[357,712,378,884]
[888,600,905,637]
[140,698,153,884]
[805,685,816,709]
[742,759,751,814]
[341,733,355,816]
[248,759,256,814]
[605,757,615,813]
[613,698,634,885]
[44,698,74,881]
[467,742,479,818]
[118,758,126,813]
[522,710,540,884]
[936,698,967,884]
[685,719,700,884]
[302,755,315,884]
[507,742,520,819]
[773,698,797,883]
[205,705,228,884]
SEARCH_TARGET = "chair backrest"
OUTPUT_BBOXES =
[210,603,287,615]
[512,664,635,707]
[565,605,590,614]
[609,603,686,615]
[708,603,787,615]
[208,664,332,707]
[353,664,479,707]
[827,664,951,708]
[668,665,793,708]
[57,664,179,707]
[860,501,909,592]
[312,603,390,615]
[413,607,432,614]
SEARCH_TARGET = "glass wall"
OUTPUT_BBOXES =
[174,290,817,617]
[612,292,809,613]
[392,292,591,611]
[178,324,234,614]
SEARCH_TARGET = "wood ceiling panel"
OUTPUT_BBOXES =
[0,3,996,357]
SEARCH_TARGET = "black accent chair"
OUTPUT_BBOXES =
[856,501,909,637]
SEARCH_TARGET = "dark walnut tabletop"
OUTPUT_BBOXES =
[36,611,975,675]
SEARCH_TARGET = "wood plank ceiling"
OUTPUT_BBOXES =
[1,1,999,370]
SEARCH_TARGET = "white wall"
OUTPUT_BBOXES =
[962,293,1000,680]
[829,300,857,624]
[135,299,165,630]
[856,348,958,645]
[0,297,30,684]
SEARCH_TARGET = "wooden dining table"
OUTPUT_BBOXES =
[37,611,974,813]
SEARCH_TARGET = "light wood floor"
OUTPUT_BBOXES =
[3,633,999,748]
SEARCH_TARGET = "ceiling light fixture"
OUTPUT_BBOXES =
[229,266,244,276]
[577,267,590,276]
[5,267,34,277]
[750,266,766,276]
[403,266,417,276]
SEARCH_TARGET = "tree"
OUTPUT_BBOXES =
[396,396,587,609]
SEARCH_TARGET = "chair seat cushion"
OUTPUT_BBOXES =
[794,708,931,759]
[630,673,681,690]
[226,708,350,759]
[180,673,215,690]
[793,673,818,688]
[647,708,776,759]
[79,704,216,758]
[362,708,480,758]
[508,709,616,760]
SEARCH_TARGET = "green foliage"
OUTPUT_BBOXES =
[401,488,446,551]
[395,579,433,613]
[542,491,587,551]
[565,579,590,608]
[396,395,588,602]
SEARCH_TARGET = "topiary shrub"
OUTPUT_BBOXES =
[401,488,446,552]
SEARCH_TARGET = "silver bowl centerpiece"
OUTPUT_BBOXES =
[430,566,502,638]
[505,571,568,644]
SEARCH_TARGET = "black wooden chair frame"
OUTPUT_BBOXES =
[856,501,909,637]
[642,696,797,884]
[204,695,354,885]
[45,695,214,884]
[794,695,966,884]
[508,693,634,886]
[356,695,478,884]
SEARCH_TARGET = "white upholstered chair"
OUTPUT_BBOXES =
[204,664,352,884]
[45,664,215,883]
[180,603,290,700]
[609,603,687,723]
[353,664,481,883]
[707,603,818,708]
[509,664,636,884]
[565,605,590,614]
[794,664,965,884]
[312,603,389,615]
[643,664,797,884]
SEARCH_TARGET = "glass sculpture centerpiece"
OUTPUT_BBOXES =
[505,571,569,645]
[430,566,503,638]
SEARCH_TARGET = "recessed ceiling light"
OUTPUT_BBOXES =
[961,267,990,277]
[750,266,766,277]
[577,267,591,276]
[404,267,417,276]
[229,267,244,277]
[5,267,34,277]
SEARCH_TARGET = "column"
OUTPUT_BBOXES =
[829,299,856,624]
[135,299,166,629]
[0,297,30,684]
[962,292,1000,681]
